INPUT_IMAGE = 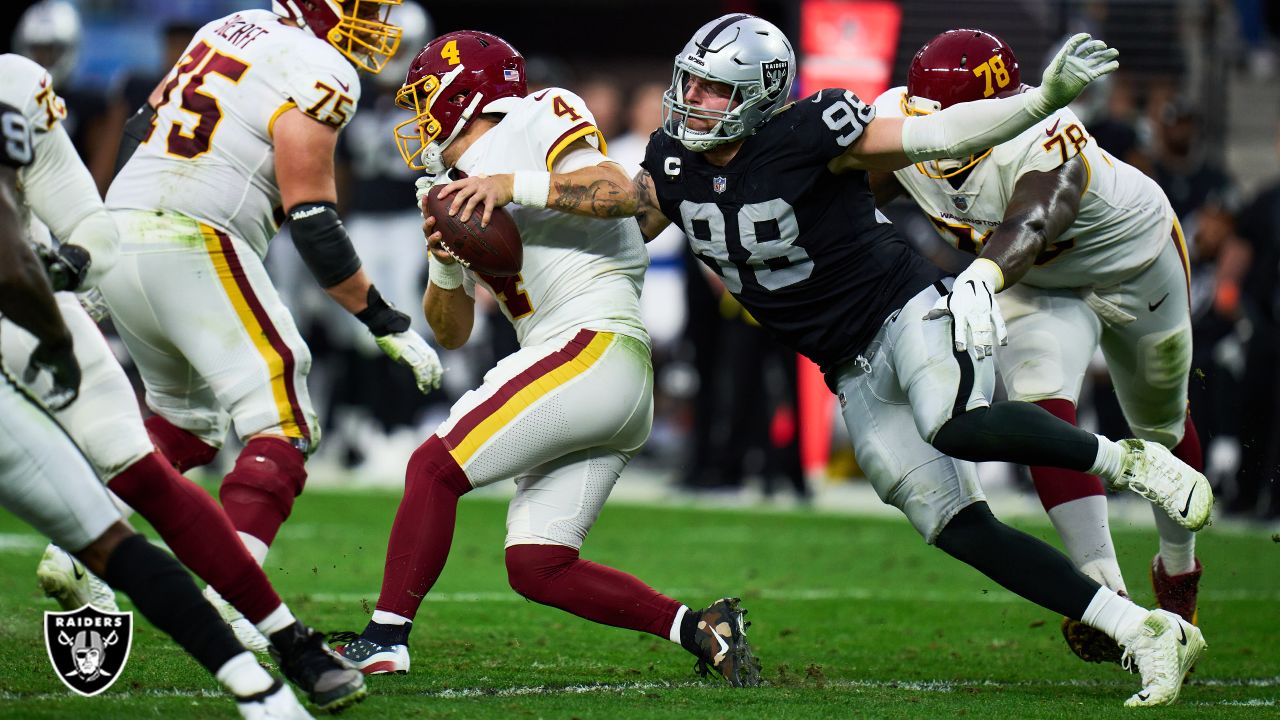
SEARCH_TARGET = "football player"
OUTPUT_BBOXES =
[869,29,1205,665]
[100,0,443,645]
[332,31,760,687]
[0,84,312,720]
[1,52,366,712]
[618,15,1205,707]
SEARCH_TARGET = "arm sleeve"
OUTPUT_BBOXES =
[901,89,1057,163]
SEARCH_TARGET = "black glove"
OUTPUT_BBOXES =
[36,243,92,292]
[25,338,81,410]
[354,286,411,337]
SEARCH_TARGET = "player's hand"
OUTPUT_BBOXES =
[375,330,444,393]
[24,337,81,410]
[923,260,1008,359]
[436,174,514,228]
[1038,33,1119,110]
[35,243,92,293]
[421,215,461,265]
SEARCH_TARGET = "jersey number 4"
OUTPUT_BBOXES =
[147,40,249,159]
[680,199,813,293]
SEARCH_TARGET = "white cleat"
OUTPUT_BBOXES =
[205,585,271,654]
[36,544,119,612]
[235,678,314,720]
[1119,609,1206,707]
[1112,440,1213,531]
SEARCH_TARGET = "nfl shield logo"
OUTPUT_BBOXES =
[712,176,727,194]
[952,196,969,211]
[45,605,133,697]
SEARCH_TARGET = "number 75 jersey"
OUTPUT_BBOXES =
[107,9,360,258]
[641,89,943,374]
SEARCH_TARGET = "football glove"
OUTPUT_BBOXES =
[376,331,443,393]
[35,243,92,293]
[1035,33,1120,113]
[924,259,1008,359]
[25,339,81,410]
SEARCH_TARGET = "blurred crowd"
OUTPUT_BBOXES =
[8,0,1279,519]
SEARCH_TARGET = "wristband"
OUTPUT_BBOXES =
[966,258,1006,293]
[355,285,411,336]
[428,251,465,290]
[512,171,551,209]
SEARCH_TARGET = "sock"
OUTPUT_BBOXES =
[678,607,702,656]
[1153,511,1197,575]
[145,415,219,472]
[374,435,473,620]
[1087,434,1125,482]
[219,437,307,548]
[215,651,275,697]
[371,610,411,626]
[255,603,297,637]
[932,402,1100,470]
[1172,413,1204,471]
[102,534,244,676]
[106,452,283,625]
[505,544,684,638]
[1047,495,1127,593]
[1082,586,1149,641]
[362,618,413,646]
[238,532,269,566]
[668,605,689,644]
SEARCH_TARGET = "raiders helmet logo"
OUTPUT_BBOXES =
[952,196,970,212]
[760,58,789,101]
[45,605,133,697]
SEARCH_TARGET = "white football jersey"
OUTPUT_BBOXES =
[453,88,649,349]
[874,87,1174,289]
[107,10,360,257]
[0,54,72,248]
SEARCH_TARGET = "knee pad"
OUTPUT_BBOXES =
[505,544,578,601]
[219,437,307,531]
[145,415,219,472]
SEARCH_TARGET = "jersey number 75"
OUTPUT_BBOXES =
[146,40,249,159]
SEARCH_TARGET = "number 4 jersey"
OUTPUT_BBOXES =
[642,89,943,374]
[107,9,360,256]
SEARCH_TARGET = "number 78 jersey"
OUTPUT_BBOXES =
[107,9,360,258]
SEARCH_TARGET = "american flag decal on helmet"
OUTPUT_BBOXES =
[503,69,520,82]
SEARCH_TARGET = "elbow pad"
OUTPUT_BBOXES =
[114,104,157,177]
[288,202,361,288]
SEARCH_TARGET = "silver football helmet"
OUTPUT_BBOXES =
[13,0,82,87]
[662,14,795,152]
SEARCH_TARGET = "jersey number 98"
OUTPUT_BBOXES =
[680,199,813,293]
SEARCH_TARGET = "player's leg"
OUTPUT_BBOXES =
[893,280,1210,530]
[1094,230,1203,622]
[832,333,1205,706]
[502,448,760,686]
[0,375,308,717]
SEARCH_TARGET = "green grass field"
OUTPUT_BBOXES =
[0,488,1276,719]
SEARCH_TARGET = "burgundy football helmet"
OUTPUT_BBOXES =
[273,0,403,74]
[392,30,526,170]
[906,29,1021,178]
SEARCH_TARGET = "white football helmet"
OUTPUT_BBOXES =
[662,14,795,152]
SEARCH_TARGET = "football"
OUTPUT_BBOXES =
[424,184,523,277]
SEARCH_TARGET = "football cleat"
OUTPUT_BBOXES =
[1118,609,1206,707]
[235,677,314,720]
[205,585,271,654]
[269,623,367,713]
[1111,440,1213,531]
[690,597,761,687]
[1151,556,1202,625]
[36,544,118,612]
[330,632,410,675]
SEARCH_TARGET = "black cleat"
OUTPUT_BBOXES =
[270,623,368,714]
[690,597,761,687]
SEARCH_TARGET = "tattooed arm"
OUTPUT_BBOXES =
[632,168,671,241]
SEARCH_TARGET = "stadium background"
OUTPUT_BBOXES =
[0,0,1277,520]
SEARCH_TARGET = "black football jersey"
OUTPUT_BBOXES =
[642,89,943,375]
[0,101,34,169]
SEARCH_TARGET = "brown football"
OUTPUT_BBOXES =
[424,184,523,277]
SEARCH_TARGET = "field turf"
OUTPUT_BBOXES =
[0,487,1276,718]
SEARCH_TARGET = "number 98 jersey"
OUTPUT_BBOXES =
[107,9,360,258]
[642,89,944,374]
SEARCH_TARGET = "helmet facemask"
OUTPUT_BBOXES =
[329,0,403,74]
[393,65,479,171]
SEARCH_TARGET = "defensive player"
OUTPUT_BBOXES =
[0,86,313,720]
[612,15,1205,706]
[869,29,1205,664]
[101,0,443,644]
[0,52,365,712]
[332,31,760,687]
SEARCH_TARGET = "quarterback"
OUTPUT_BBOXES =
[0,73,313,720]
[102,0,442,645]
[617,14,1207,707]
[0,52,364,712]
[870,29,1205,664]
[333,31,760,687]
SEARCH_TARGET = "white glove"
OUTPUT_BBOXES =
[1031,33,1120,115]
[375,330,444,394]
[924,259,1008,359]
